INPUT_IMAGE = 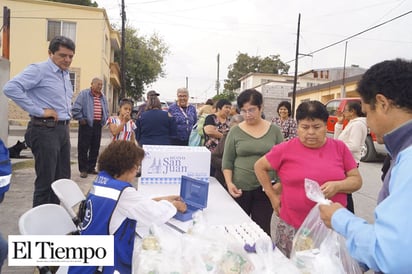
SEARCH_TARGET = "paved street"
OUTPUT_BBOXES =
[1,126,112,274]
[1,125,383,273]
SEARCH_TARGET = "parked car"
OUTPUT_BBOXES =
[131,100,169,121]
[325,98,387,162]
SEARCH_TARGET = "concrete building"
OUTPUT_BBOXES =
[238,72,329,120]
[237,66,366,119]
[2,0,121,122]
[291,74,363,106]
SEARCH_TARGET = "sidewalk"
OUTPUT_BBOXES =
[0,126,112,274]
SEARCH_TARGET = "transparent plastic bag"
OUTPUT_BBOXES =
[290,178,362,274]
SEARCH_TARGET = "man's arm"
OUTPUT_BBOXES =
[71,91,85,120]
[320,156,412,273]
[3,64,45,117]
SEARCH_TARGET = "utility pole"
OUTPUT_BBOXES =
[341,41,348,98]
[216,53,220,95]
[291,13,301,118]
[120,0,126,99]
[185,76,188,89]
[2,7,11,59]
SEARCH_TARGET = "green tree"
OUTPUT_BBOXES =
[224,53,290,91]
[114,26,169,100]
[46,0,98,7]
[212,90,237,102]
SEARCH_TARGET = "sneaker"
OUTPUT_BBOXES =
[80,172,88,178]
[88,169,98,175]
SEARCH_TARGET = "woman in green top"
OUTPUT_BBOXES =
[222,89,283,234]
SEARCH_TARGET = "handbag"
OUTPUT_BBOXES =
[188,124,202,146]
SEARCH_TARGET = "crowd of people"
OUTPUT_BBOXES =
[3,34,412,273]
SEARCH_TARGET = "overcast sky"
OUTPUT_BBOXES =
[95,0,412,102]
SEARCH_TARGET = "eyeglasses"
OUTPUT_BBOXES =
[240,107,258,115]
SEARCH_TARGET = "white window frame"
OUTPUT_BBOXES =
[47,20,76,42]
[69,72,76,92]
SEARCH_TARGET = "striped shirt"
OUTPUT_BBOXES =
[93,94,102,121]
[106,116,137,141]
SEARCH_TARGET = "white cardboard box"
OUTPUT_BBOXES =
[141,145,211,184]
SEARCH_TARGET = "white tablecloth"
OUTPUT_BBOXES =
[133,177,301,273]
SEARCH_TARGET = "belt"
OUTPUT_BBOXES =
[31,117,70,127]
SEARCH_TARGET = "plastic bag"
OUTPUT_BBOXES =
[290,178,362,274]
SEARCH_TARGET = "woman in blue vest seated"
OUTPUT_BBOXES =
[68,141,187,274]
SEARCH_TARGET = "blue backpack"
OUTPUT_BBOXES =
[0,138,12,201]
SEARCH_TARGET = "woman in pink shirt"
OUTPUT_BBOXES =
[254,100,362,258]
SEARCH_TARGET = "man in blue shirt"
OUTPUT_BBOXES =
[72,77,109,178]
[320,59,412,273]
[3,36,75,207]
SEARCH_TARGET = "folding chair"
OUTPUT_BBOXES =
[51,179,86,227]
[18,204,78,274]
[18,204,78,235]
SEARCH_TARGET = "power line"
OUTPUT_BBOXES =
[285,10,412,65]
[1,16,108,21]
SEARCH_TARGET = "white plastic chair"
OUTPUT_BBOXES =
[19,204,76,274]
[51,179,86,225]
[18,203,78,235]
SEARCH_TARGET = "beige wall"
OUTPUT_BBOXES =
[3,0,120,116]
[293,81,360,113]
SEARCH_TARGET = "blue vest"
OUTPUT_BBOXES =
[0,138,11,201]
[69,172,137,274]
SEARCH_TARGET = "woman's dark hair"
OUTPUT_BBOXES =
[48,36,75,53]
[98,141,145,178]
[296,100,329,123]
[215,99,231,110]
[237,89,263,109]
[119,98,133,108]
[277,101,292,117]
[146,95,161,110]
[347,101,365,117]
[205,99,214,105]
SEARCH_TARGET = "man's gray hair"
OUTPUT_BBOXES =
[177,87,189,95]
[91,77,102,83]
